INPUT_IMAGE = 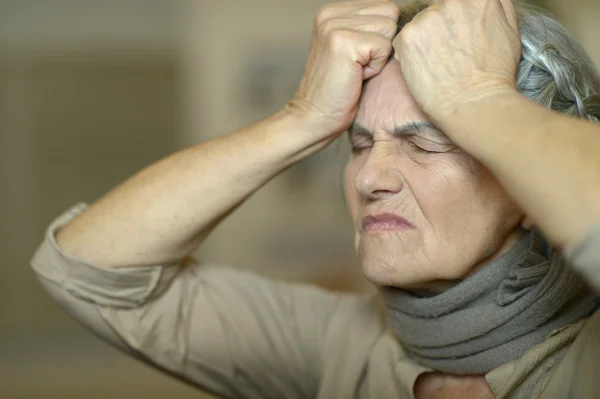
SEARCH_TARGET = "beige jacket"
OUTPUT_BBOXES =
[31,204,600,398]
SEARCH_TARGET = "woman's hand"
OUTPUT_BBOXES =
[390,0,600,250]
[290,0,400,142]
[55,0,400,268]
[393,0,522,130]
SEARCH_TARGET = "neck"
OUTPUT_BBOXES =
[381,229,600,374]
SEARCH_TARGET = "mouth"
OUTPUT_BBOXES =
[361,213,415,233]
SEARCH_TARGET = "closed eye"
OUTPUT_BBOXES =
[351,143,372,154]
[349,133,373,155]
[407,141,440,154]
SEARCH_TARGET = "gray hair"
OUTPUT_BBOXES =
[397,1,600,122]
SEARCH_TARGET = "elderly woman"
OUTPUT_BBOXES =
[31,0,600,397]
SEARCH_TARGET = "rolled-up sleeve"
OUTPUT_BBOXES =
[31,204,351,399]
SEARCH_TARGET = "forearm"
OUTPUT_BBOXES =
[57,107,327,268]
[440,92,600,249]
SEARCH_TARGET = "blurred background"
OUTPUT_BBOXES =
[0,0,598,398]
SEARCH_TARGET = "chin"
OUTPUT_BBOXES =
[355,229,433,284]
[361,260,467,292]
[358,245,470,289]
[359,255,424,288]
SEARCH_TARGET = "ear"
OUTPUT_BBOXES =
[521,216,534,230]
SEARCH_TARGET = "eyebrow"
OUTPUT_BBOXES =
[348,121,447,139]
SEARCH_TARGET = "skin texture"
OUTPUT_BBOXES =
[56,0,402,267]
[50,0,600,395]
[394,0,521,121]
[344,60,526,288]
[55,0,600,285]
[393,0,600,249]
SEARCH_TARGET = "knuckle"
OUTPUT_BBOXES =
[366,1,400,20]
[377,40,393,60]
[382,38,393,52]
[398,22,418,45]
[315,3,338,26]
[383,2,401,21]
[381,36,393,51]
[445,0,461,9]
[392,33,402,49]
[382,18,399,39]
[317,18,336,38]
[327,29,354,53]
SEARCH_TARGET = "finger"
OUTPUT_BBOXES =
[316,1,376,26]
[318,0,399,23]
[355,0,400,21]
[392,32,403,62]
[497,0,519,31]
[391,12,426,62]
[408,5,437,24]
[325,29,393,79]
[357,32,394,79]
[321,15,399,40]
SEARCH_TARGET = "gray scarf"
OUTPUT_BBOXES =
[381,230,600,375]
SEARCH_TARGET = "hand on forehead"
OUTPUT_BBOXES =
[391,0,521,131]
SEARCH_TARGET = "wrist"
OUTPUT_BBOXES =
[431,89,529,151]
[436,87,522,123]
[282,100,334,138]
[241,105,337,171]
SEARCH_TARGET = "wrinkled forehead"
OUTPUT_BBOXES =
[355,60,427,131]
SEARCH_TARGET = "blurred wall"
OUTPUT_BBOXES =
[1,0,600,398]
[0,0,180,330]
[0,1,196,398]
[179,0,361,282]
[0,1,358,398]
[549,0,600,64]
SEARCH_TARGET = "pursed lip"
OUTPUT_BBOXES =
[361,213,415,232]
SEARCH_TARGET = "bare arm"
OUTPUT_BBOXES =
[56,109,328,267]
[32,4,399,395]
[394,0,600,249]
[56,0,400,268]
[441,92,600,249]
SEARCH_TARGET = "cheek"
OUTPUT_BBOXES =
[414,159,518,230]
[410,159,479,221]
[344,160,361,224]
[475,169,524,221]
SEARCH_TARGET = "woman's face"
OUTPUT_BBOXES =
[344,60,527,289]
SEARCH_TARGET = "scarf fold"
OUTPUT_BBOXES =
[382,230,600,374]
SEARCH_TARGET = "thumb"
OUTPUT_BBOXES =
[361,36,393,80]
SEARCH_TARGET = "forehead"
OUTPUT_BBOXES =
[356,60,426,130]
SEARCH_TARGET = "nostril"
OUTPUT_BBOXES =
[354,160,404,199]
[372,189,396,195]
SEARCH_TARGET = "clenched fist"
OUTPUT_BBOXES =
[290,0,400,142]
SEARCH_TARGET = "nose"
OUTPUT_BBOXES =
[354,150,404,200]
